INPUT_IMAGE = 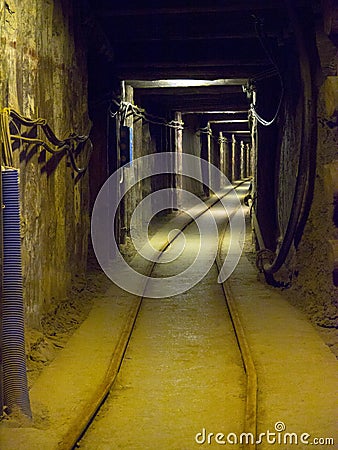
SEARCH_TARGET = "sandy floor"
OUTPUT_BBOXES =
[23,204,337,395]
[79,202,247,449]
[0,193,337,449]
[80,269,246,449]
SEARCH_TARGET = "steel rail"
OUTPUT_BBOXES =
[59,179,253,450]
[215,206,258,450]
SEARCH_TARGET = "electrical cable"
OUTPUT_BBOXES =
[0,109,14,167]
[196,126,220,142]
[9,134,68,153]
[256,0,317,280]
[0,108,93,174]
[249,16,284,127]
[251,67,279,82]
[110,98,184,130]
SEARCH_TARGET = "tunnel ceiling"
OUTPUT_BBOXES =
[86,0,320,131]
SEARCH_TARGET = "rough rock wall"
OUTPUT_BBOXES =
[275,46,302,241]
[264,36,337,326]
[289,86,338,327]
[0,0,91,327]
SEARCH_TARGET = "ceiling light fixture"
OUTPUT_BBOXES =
[126,79,248,89]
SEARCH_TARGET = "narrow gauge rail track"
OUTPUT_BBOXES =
[59,180,256,450]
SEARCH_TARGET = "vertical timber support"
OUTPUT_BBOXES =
[175,111,183,209]
[240,141,245,179]
[231,134,237,181]
[219,132,225,175]
[224,136,232,182]
[200,119,210,196]
[210,130,220,191]
[246,143,251,178]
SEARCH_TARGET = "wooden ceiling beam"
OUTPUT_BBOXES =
[114,38,269,61]
[117,59,269,69]
[135,86,245,96]
[101,14,282,42]
[111,33,272,43]
[211,121,249,132]
[141,96,249,112]
[96,1,287,17]
[116,65,271,80]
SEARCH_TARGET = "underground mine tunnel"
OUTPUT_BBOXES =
[0,1,337,449]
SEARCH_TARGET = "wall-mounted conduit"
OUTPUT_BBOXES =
[0,108,93,418]
[2,168,32,418]
[0,161,3,418]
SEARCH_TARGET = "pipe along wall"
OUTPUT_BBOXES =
[1,168,32,418]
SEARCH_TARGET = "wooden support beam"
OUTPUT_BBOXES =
[134,86,244,96]
[96,1,291,17]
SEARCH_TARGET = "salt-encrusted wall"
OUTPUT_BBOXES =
[254,14,338,329]
[0,0,91,327]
